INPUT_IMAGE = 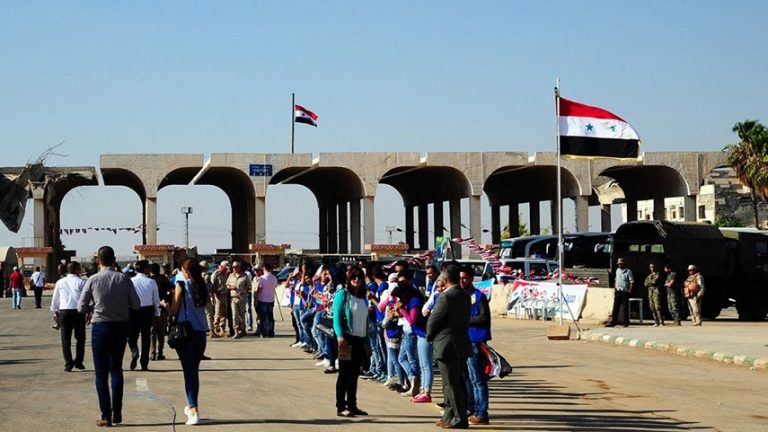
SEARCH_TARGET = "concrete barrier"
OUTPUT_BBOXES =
[581,286,614,322]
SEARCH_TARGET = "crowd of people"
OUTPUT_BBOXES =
[20,246,496,429]
[284,259,493,428]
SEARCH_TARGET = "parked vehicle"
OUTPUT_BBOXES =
[610,220,768,320]
[498,257,559,280]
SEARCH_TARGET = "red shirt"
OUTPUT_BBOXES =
[10,271,24,289]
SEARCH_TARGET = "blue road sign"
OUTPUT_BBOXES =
[249,164,273,176]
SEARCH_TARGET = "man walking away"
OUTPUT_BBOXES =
[149,263,173,360]
[9,266,24,309]
[78,246,140,427]
[255,263,279,337]
[427,263,471,429]
[31,266,45,308]
[664,264,681,326]
[606,258,634,327]
[128,260,160,371]
[51,261,86,371]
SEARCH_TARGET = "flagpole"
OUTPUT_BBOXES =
[291,93,296,154]
[555,77,564,326]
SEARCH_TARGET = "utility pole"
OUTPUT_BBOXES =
[181,206,193,248]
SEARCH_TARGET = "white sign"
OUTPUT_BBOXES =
[506,280,587,321]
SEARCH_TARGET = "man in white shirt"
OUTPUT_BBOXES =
[254,263,279,338]
[31,266,45,309]
[51,261,87,371]
[127,260,160,371]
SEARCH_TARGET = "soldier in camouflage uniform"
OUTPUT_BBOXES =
[663,264,681,326]
[644,263,665,327]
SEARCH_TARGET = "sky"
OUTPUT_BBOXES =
[1,1,767,257]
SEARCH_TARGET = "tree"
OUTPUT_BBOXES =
[724,120,768,228]
[500,219,529,240]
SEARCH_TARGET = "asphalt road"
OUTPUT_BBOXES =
[1,296,767,431]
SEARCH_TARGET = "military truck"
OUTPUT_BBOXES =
[610,221,768,320]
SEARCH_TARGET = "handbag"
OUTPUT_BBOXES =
[167,284,193,349]
[316,315,335,337]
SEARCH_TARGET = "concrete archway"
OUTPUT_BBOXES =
[599,165,690,222]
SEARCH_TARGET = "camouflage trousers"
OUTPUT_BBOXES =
[648,287,664,325]
[666,288,680,322]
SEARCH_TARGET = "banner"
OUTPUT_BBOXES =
[506,280,587,321]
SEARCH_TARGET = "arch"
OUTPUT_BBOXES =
[599,165,689,200]
[483,165,581,207]
[100,168,147,203]
[196,167,257,252]
[380,166,472,207]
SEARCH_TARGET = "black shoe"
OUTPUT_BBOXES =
[348,408,368,416]
[141,366,149,371]
[337,409,355,417]
[324,366,338,374]
[130,351,139,370]
[112,413,122,424]
[156,353,166,360]
[64,365,73,372]
[201,355,212,360]
[150,353,156,361]
[74,363,85,370]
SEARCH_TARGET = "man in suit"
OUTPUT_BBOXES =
[426,263,471,429]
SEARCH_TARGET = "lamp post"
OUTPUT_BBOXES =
[181,206,193,248]
[385,225,397,244]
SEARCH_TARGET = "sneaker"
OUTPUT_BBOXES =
[290,341,303,348]
[469,415,490,425]
[409,376,420,397]
[412,393,432,403]
[185,413,200,425]
[383,377,397,388]
[316,359,331,367]
[660,323,665,326]
[324,366,338,374]
[652,324,659,327]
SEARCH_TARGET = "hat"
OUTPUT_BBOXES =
[220,260,230,267]
[13,266,18,271]
[232,261,241,268]
[199,260,208,269]
[687,264,697,271]
[387,273,398,283]
[617,258,625,264]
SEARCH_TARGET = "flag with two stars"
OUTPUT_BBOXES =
[294,104,318,127]
[559,97,640,159]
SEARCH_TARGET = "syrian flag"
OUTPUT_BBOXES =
[559,97,640,159]
[294,104,318,127]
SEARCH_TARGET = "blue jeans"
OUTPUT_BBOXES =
[367,322,385,377]
[387,346,405,384]
[417,335,434,391]
[245,292,253,330]
[467,342,489,418]
[256,301,275,337]
[11,288,23,308]
[293,308,306,343]
[91,321,129,420]
[176,331,207,408]
[398,332,419,379]
[312,310,326,354]
[300,308,316,349]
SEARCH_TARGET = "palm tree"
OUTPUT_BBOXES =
[724,120,768,228]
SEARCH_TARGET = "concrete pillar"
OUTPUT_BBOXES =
[433,201,444,238]
[32,186,45,247]
[529,201,540,235]
[550,197,560,233]
[327,205,338,253]
[350,199,361,253]
[318,205,328,253]
[469,195,481,242]
[363,196,375,247]
[255,196,266,243]
[491,205,501,244]
[575,195,589,232]
[405,206,414,250]
[145,197,157,245]
[508,204,520,237]
[338,202,348,254]
[684,195,697,221]
[601,204,611,232]
[418,205,429,250]
[450,198,461,238]
[626,200,638,222]
[653,197,665,220]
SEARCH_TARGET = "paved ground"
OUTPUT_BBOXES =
[2,295,768,431]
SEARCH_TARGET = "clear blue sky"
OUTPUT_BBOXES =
[1,1,766,256]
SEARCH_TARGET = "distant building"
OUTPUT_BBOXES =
[633,167,768,227]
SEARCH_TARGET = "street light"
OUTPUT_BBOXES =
[181,206,193,248]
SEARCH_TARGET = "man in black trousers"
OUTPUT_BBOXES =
[426,263,472,429]
[50,261,87,371]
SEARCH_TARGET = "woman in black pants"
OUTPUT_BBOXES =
[332,266,370,417]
